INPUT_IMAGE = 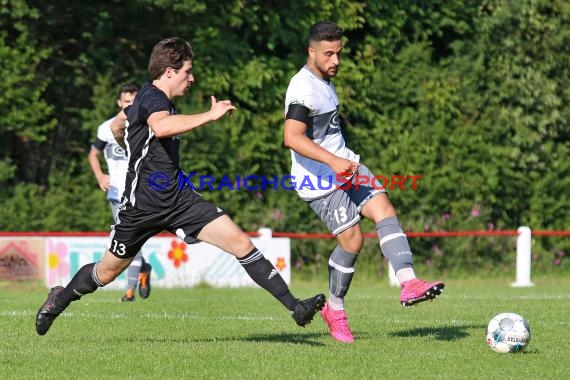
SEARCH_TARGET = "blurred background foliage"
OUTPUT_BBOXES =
[0,0,568,276]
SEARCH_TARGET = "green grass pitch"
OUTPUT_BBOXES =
[1,278,569,379]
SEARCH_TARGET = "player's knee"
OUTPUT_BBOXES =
[97,270,119,286]
[231,233,255,258]
[339,233,363,253]
[96,263,127,285]
[337,223,364,252]
[375,196,397,220]
[342,242,362,254]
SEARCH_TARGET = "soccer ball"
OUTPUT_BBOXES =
[486,312,531,353]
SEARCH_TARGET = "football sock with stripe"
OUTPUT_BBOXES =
[376,216,416,283]
[327,245,358,310]
[126,254,144,291]
[53,262,103,313]
[238,247,297,311]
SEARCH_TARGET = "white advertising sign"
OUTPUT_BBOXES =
[45,234,290,290]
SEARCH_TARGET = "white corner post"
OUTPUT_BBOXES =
[388,263,399,287]
[511,226,534,287]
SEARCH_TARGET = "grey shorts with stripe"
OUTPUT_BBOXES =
[307,164,386,235]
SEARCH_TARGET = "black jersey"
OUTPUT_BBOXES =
[123,83,182,211]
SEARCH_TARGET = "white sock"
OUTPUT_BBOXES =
[396,267,416,284]
[328,295,344,310]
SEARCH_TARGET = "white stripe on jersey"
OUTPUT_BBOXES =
[127,126,154,207]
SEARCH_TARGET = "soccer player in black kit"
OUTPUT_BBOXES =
[36,37,325,336]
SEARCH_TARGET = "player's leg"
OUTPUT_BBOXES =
[110,200,141,302]
[329,226,362,311]
[197,214,296,310]
[361,191,444,306]
[308,190,362,342]
[195,214,325,326]
[320,229,362,343]
[35,250,134,335]
[165,191,325,327]
[36,204,157,335]
[138,254,152,300]
[360,192,413,278]
[122,252,143,301]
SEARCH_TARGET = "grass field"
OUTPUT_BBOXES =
[1,277,569,380]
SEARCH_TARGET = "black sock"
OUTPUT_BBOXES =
[54,262,102,313]
[238,248,298,311]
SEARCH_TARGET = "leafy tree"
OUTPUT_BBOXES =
[0,0,55,187]
[0,0,567,274]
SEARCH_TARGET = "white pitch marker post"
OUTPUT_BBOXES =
[512,226,534,287]
[387,226,535,287]
[257,227,273,240]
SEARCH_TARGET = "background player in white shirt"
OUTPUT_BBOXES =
[284,21,445,343]
[88,84,152,302]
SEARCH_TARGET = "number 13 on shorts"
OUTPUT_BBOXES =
[111,239,127,256]
[334,207,348,223]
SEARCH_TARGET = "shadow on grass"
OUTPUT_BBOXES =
[389,324,486,341]
[122,332,327,346]
[240,331,327,346]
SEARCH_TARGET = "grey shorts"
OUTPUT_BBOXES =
[307,164,385,235]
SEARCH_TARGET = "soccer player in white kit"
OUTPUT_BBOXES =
[284,21,444,343]
[87,84,152,301]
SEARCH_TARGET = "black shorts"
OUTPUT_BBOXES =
[109,190,225,258]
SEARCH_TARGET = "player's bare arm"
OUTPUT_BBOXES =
[87,147,110,191]
[284,118,359,175]
[110,111,127,149]
[149,96,236,138]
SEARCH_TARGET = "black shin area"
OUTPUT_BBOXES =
[238,248,297,311]
[54,263,101,312]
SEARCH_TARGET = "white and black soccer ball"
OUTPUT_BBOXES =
[486,312,531,353]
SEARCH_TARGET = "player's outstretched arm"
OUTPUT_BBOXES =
[148,96,236,138]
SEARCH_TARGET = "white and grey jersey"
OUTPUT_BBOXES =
[92,117,128,201]
[284,66,359,200]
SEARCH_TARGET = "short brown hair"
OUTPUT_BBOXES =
[148,37,194,80]
[309,21,343,44]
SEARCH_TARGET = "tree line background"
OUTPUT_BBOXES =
[0,0,568,276]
